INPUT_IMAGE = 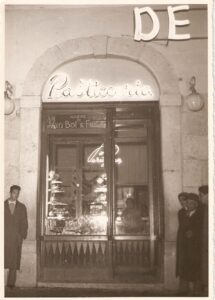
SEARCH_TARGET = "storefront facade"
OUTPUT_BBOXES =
[5,5,208,290]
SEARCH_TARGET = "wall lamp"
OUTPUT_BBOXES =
[5,81,15,115]
[186,76,204,112]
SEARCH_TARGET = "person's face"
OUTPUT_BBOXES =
[199,192,208,205]
[10,189,20,201]
[187,199,198,211]
[179,197,187,209]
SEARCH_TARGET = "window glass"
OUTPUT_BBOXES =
[45,140,108,235]
[114,120,150,235]
[44,110,153,237]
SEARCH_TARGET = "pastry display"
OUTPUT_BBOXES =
[46,170,108,235]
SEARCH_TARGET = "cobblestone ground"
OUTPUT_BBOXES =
[5,287,178,298]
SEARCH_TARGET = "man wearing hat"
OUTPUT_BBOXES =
[4,185,28,288]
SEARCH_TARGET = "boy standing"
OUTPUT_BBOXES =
[4,185,28,288]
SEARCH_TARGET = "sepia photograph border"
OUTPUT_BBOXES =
[0,0,213,299]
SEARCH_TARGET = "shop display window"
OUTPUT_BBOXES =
[45,140,108,235]
[42,106,158,239]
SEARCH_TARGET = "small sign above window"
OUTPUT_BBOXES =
[46,113,106,130]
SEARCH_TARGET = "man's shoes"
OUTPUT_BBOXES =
[6,285,15,289]
[177,291,189,296]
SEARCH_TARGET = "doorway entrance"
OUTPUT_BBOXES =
[38,103,163,283]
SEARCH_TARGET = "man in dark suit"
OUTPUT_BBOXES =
[198,185,208,295]
[176,192,188,295]
[178,193,203,296]
[4,185,28,288]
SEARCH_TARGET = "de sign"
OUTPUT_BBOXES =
[134,5,191,41]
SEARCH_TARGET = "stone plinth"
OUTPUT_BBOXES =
[16,241,37,287]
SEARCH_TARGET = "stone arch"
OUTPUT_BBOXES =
[22,35,181,104]
[19,35,182,288]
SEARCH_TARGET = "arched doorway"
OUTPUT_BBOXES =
[20,36,182,287]
[39,57,161,283]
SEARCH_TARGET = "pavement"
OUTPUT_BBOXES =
[5,287,180,298]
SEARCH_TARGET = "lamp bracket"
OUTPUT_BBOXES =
[189,76,197,94]
[5,81,14,100]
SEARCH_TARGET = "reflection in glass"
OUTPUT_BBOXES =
[114,119,150,235]
[121,197,143,233]
[115,186,150,235]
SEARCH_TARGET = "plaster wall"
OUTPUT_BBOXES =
[5,6,207,95]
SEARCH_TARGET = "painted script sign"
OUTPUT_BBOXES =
[42,73,156,102]
[46,114,106,130]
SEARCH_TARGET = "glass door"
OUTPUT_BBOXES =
[112,107,161,282]
[39,109,113,282]
[41,135,112,282]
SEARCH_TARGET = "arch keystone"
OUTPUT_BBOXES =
[91,35,108,57]
[58,37,94,63]
[107,36,143,62]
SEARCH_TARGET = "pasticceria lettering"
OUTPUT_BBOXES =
[46,73,154,100]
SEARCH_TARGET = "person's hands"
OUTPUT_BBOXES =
[186,230,193,238]
[16,233,23,243]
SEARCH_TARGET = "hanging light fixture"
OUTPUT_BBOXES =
[186,76,204,112]
[5,80,15,115]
